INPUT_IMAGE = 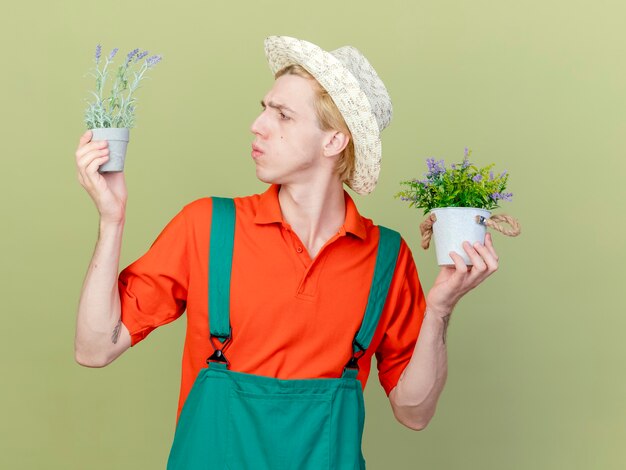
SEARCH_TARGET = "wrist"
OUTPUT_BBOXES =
[99,217,125,232]
[424,304,453,320]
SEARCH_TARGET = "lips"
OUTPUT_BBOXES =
[251,143,264,159]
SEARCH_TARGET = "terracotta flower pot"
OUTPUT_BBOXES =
[90,127,130,173]
[430,207,491,266]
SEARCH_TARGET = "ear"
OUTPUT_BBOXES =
[322,131,350,158]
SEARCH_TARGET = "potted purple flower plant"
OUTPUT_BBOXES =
[83,44,162,173]
[395,148,521,265]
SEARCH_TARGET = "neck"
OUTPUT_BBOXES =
[277,178,346,258]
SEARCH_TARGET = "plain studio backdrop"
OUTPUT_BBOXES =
[1,0,624,468]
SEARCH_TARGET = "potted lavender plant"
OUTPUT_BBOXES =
[395,148,521,265]
[84,44,162,173]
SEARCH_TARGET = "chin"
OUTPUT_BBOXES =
[255,170,279,185]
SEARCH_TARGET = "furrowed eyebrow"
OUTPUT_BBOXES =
[260,100,297,115]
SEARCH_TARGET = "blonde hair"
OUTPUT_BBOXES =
[275,64,355,183]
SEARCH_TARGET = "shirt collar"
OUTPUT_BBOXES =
[254,184,367,240]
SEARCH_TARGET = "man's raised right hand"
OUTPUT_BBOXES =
[75,130,128,223]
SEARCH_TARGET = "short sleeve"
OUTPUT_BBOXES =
[375,242,427,396]
[118,207,189,346]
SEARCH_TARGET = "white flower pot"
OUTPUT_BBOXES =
[90,127,130,173]
[430,207,491,266]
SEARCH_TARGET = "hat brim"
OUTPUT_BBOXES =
[264,36,382,195]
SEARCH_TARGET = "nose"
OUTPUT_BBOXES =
[250,110,267,137]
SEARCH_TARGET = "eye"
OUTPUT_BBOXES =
[279,111,290,120]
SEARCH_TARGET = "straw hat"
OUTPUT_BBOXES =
[264,36,393,195]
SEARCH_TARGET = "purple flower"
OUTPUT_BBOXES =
[451,163,457,170]
[95,44,102,64]
[489,170,494,181]
[134,50,149,62]
[426,158,435,173]
[426,157,446,176]
[461,147,472,168]
[125,48,140,66]
[472,174,483,183]
[500,170,507,178]
[146,54,162,68]
[490,192,513,202]
[108,47,119,61]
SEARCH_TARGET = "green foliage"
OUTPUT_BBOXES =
[394,149,513,215]
[83,46,162,129]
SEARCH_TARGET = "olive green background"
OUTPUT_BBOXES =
[1,0,624,468]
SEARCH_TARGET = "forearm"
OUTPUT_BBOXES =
[389,306,451,430]
[74,218,128,367]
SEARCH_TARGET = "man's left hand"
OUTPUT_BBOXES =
[426,232,499,317]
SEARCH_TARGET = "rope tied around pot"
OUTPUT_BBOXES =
[419,212,522,250]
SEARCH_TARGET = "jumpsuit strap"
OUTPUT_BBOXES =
[343,225,402,377]
[207,197,236,363]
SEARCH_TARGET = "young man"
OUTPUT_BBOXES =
[74,36,499,468]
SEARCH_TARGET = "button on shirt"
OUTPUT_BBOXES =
[118,184,427,423]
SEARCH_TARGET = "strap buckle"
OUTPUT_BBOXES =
[206,335,231,366]
[343,341,367,372]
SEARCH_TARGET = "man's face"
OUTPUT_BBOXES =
[250,74,329,185]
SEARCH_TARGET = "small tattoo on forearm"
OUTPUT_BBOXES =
[112,318,122,344]
[442,315,451,345]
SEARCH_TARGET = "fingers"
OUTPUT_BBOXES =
[75,129,109,162]
[76,138,110,191]
[77,146,109,170]
[474,235,498,272]
[78,155,109,192]
[449,250,468,271]
[77,130,92,149]
[463,242,488,271]
[75,132,108,171]
[463,240,498,285]
[85,152,109,176]
[443,237,499,301]
[76,139,108,161]
[484,232,499,261]
[448,251,471,287]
